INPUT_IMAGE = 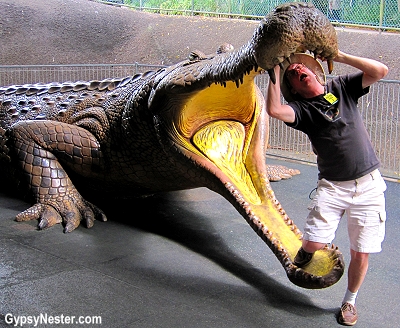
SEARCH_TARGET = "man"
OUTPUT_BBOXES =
[266,51,388,326]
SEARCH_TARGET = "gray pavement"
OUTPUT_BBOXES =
[0,158,399,328]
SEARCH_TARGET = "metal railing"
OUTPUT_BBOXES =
[104,0,400,31]
[0,63,164,86]
[1,64,399,180]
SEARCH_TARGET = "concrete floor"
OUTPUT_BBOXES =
[0,158,399,328]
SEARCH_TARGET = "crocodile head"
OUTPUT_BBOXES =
[144,2,343,289]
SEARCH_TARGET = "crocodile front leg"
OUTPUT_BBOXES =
[8,120,107,232]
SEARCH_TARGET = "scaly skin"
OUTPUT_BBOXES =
[0,2,342,289]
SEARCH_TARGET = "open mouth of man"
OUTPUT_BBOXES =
[300,73,308,81]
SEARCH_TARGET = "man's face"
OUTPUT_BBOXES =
[285,63,317,95]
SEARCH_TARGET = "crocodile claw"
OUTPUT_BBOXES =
[16,203,62,230]
[15,200,107,233]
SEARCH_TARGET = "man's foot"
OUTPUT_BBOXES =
[293,247,314,267]
[338,302,358,326]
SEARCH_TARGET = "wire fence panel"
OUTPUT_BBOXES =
[118,0,400,30]
[0,64,164,86]
[1,64,399,180]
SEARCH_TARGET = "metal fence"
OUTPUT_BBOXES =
[109,0,400,30]
[0,63,164,87]
[1,64,399,180]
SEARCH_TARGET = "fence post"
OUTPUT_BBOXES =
[379,0,385,31]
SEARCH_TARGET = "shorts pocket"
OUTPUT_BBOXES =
[351,210,385,227]
[378,211,386,222]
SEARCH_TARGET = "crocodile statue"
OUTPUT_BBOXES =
[0,2,343,289]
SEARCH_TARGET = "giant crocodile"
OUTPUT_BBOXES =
[0,2,343,289]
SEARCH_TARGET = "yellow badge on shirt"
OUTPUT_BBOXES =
[323,93,338,105]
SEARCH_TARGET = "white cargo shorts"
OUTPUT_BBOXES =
[303,169,387,253]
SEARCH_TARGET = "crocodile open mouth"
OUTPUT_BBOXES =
[165,71,344,289]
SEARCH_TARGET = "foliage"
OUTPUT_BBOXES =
[121,0,400,29]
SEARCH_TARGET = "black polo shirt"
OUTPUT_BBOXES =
[285,72,380,181]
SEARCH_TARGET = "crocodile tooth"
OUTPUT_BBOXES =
[267,68,276,85]
[327,59,334,74]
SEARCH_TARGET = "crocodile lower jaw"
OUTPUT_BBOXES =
[191,117,344,289]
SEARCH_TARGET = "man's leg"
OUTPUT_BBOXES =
[347,250,369,294]
[302,240,326,253]
[338,250,368,326]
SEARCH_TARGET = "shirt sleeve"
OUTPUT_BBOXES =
[284,101,306,132]
[337,71,370,101]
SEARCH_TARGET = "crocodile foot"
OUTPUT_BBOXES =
[267,164,300,181]
[15,200,107,233]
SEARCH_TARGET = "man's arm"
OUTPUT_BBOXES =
[333,50,388,89]
[266,66,296,123]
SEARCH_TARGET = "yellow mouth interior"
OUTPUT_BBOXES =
[193,120,261,205]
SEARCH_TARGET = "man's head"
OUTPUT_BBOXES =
[280,53,326,102]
